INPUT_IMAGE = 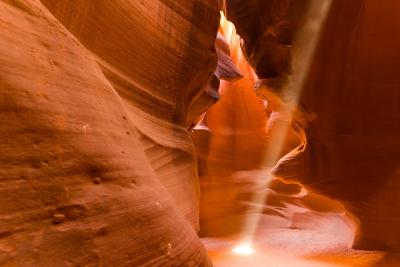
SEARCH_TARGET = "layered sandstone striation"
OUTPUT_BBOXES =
[1,0,399,265]
[275,0,400,251]
[193,10,355,245]
[225,0,400,252]
[0,0,226,265]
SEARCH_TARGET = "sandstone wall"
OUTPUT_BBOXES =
[225,0,400,251]
[0,0,222,265]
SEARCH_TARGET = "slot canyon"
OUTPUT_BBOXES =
[0,0,399,266]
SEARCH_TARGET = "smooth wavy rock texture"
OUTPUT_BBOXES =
[274,0,400,252]
[0,0,224,266]
[192,13,351,244]
[226,0,400,252]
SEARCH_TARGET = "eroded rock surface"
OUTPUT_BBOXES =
[226,0,400,252]
[1,0,400,266]
[274,0,400,251]
[0,0,222,265]
[193,14,354,246]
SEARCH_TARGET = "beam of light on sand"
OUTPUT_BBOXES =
[220,0,333,248]
[232,243,255,255]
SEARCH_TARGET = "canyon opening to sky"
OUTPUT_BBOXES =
[0,0,400,266]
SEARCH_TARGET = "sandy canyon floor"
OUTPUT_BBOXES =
[203,228,400,267]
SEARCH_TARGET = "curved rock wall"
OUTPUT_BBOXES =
[39,0,222,230]
[289,0,400,251]
[225,0,292,80]
[0,0,221,265]
[193,12,354,246]
[226,0,400,251]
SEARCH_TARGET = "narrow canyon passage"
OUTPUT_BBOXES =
[0,0,399,266]
[196,9,368,267]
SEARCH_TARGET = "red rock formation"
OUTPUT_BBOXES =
[1,0,400,265]
[282,0,400,251]
[38,0,223,230]
[225,0,292,79]
[225,0,400,252]
[193,12,355,246]
[0,0,222,265]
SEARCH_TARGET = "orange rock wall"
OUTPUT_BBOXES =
[293,0,400,250]
[225,0,400,251]
[0,0,221,265]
